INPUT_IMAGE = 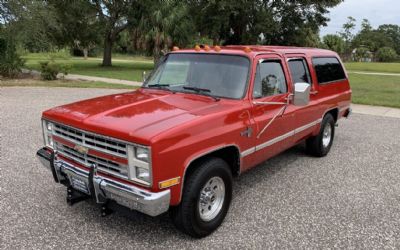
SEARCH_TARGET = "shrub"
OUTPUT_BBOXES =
[39,60,71,80]
[59,63,72,79]
[0,37,26,78]
[376,47,398,62]
[39,61,60,80]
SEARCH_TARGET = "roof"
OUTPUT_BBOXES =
[171,45,338,58]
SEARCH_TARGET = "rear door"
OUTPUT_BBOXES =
[284,55,321,144]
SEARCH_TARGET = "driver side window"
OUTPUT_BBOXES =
[253,60,287,99]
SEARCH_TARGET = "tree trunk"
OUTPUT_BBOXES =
[83,48,88,60]
[102,36,113,66]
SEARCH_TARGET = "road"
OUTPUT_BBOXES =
[1,87,400,249]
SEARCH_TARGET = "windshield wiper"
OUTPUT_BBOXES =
[146,84,176,93]
[147,84,170,88]
[182,86,220,101]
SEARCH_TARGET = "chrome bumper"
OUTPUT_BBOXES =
[36,148,170,217]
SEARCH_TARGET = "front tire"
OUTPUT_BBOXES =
[306,113,335,157]
[170,157,232,238]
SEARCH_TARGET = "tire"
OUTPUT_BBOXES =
[170,157,233,238]
[306,113,335,157]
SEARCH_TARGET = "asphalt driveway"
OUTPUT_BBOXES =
[1,87,400,249]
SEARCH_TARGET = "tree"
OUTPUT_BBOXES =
[376,47,398,62]
[322,34,345,54]
[352,19,394,53]
[137,0,194,63]
[93,0,138,66]
[378,24,400,54]
[49,0,101,59]
[187,0,343,46]
[0,0,60,52]
[339,16,356,55]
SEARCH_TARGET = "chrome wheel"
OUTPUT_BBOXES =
[322,123,332,148]
[198,176,225,222]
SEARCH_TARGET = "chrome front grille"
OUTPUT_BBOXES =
[53,123,127,157]
[55,142,129,179]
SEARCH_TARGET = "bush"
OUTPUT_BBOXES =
[376,47,398,62]
[0,37,26,78]
[39,60,71,80]
[39,61,59,80]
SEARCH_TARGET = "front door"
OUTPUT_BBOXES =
[245,55,295,169]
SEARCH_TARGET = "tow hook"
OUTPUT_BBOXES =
[101,203,114,217]
[66,186,89,206]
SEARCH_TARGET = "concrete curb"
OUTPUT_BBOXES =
[65,74,142,87]
[352,104,400,118]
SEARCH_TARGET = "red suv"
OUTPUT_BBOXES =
[37,45,351,237]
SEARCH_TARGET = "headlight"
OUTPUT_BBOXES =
[135,147,149,162]
[127,145,152,186]
[136,167,150,183]
[46,122,53,131]
[42,120,54,148]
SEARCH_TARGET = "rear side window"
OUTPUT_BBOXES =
[288,59,311,84]
[312,57,346,84]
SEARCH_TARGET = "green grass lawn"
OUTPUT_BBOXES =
[23,54,154,82]
[345,62,400,74]
[349,73,400,108]
[0,79,133,89]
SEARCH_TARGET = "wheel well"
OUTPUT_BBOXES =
[326,108,338,122]
[184,146,240,183]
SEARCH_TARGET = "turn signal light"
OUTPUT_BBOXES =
[159,177,180,189]
[244,46,252,53]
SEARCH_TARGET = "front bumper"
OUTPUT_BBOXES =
[36,148,170,217]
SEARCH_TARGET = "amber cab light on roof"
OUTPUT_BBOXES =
[172,46,180,51]
[204,45,211,51]
[194,45,201,51]
[214,45,221,52]
[244,46,252,53]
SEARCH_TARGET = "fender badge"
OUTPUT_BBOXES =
[74,145,89,154]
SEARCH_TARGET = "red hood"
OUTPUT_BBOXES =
[43,89,229,144]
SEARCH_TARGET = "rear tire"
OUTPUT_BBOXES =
[306,113,335,157]
[170,157,232,238]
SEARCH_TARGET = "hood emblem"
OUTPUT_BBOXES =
[74,145,89,154]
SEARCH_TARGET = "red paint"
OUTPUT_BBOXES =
[42,46,351,206]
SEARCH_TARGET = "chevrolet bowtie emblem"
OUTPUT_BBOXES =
[74,145,89,154]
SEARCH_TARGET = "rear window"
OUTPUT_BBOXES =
[312,57,346,84]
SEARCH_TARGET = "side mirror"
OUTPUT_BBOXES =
[293,83,310,106]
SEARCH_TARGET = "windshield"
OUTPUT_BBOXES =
[143,53,250,99]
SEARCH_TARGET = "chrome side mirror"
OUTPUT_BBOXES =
[293,83,310,106]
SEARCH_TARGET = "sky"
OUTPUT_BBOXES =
[320,0,400,37]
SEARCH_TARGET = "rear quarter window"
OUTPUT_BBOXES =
[312,57,346,84]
